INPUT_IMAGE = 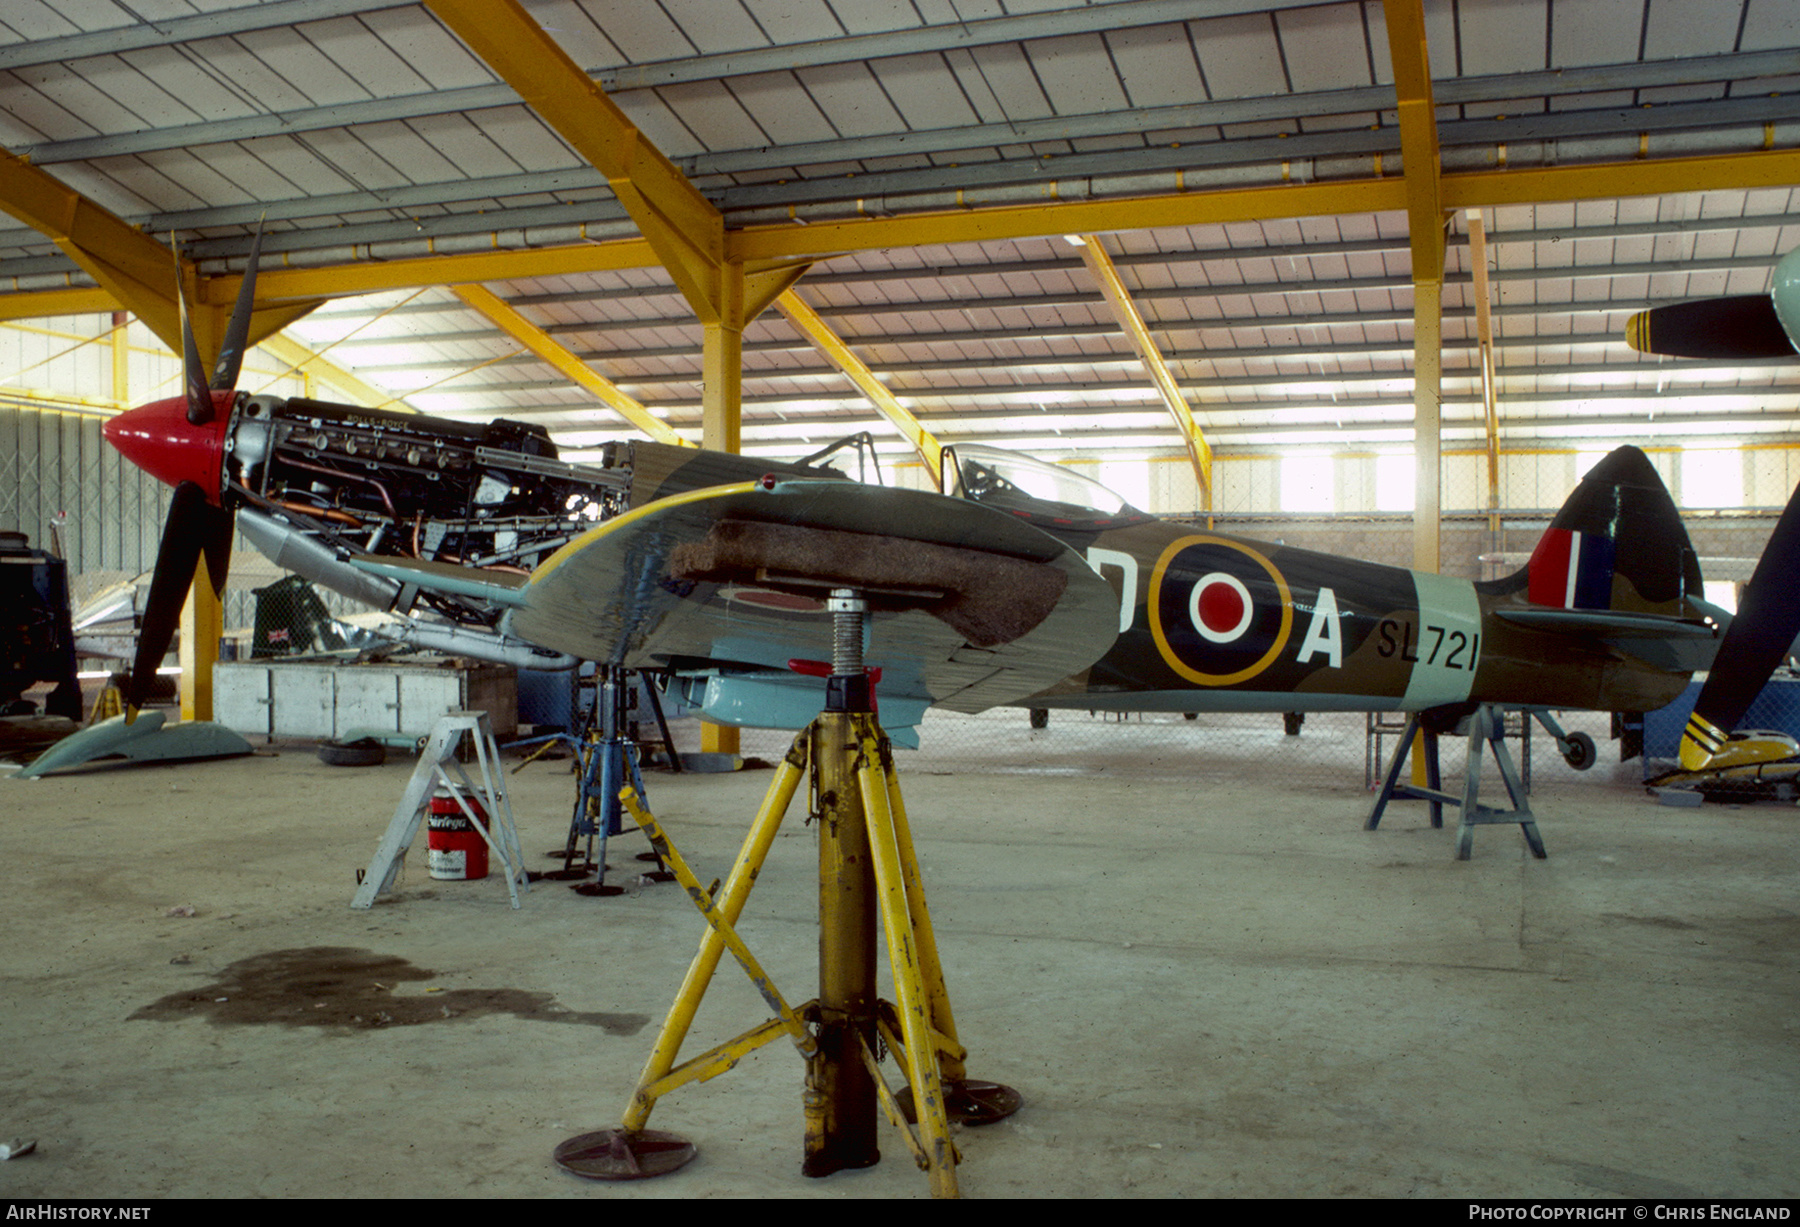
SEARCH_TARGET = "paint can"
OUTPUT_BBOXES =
[427,787,489,880]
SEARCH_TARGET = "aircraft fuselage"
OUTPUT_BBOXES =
[1032,519,1686,717]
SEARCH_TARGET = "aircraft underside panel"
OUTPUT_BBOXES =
[1026,690,1414,714]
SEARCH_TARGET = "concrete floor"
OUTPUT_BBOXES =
[1,713,1796,1199]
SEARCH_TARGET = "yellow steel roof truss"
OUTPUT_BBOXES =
[452,283,689,447]
[1073,235,1213,507]
[776,289,944,484]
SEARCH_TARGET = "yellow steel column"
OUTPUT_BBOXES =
[110,311,128,404]
[1385,0,1448,574]
[701,276,744,757]
[701,319,743,456]
[694,260,813,757]
[179,554,222,722]
[1412,280,1444,573]
[1467,209,1502,533]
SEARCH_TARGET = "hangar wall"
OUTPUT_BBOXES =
[1125,448,1800,519]
[0,403,168,582]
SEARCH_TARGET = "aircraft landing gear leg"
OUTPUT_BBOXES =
[1528,707,1595,771]
[556,587,1015,1198]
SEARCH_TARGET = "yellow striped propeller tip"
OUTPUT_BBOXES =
[1679,713,1726,772]
[1677,736,1715,773]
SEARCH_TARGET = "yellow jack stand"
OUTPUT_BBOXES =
[87,682,124,726]
[553,590,1018,1198]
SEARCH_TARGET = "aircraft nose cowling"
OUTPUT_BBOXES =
[103,393,232,500]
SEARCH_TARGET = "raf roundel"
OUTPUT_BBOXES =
[1190,572,1254,643]
[1150,536,1293,686]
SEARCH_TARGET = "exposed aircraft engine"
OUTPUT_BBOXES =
[224,394,630,578]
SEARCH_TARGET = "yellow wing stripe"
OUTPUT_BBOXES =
[527,480,763,585]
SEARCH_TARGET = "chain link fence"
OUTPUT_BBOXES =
[679,705,1630,801]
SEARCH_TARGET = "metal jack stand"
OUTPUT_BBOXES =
[352,710,532,909]
[1366,703,1547,860]
[513,668,676,894]
[553,589,1019,1199]
[565,668,664,896]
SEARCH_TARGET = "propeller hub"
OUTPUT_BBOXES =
[103,392,232,501]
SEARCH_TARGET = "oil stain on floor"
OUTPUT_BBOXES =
[130,946,649,1034]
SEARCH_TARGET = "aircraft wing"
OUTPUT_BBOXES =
[504,479,1121,713]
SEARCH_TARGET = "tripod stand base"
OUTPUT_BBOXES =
[553,1128,697,1180]
[896,1079,1023,1127]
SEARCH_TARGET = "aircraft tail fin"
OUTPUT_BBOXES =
[1519,445,1701,617]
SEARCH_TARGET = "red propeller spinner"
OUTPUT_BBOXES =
[103,390,234,501]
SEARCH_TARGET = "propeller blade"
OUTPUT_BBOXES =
[173,237,213,427]
[210,219,264,392]
[1679,481,1800,770]
[1624,295,1798,361]
[200,500,234,598]
[125,480,213,714]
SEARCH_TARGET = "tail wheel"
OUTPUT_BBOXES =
[1562,731,1596,771]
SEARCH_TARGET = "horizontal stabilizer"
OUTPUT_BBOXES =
[1495,607,1716,640]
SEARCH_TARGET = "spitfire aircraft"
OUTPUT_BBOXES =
[98,244,1800,766]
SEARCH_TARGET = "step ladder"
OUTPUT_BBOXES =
[351,710,531,909]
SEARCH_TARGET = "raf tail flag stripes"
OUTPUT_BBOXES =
[1527,527,1617,610]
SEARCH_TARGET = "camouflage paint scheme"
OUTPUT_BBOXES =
[503,439,1713,732]
[1010,444,1705,720]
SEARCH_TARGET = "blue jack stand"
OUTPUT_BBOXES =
[514,667,676,895]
